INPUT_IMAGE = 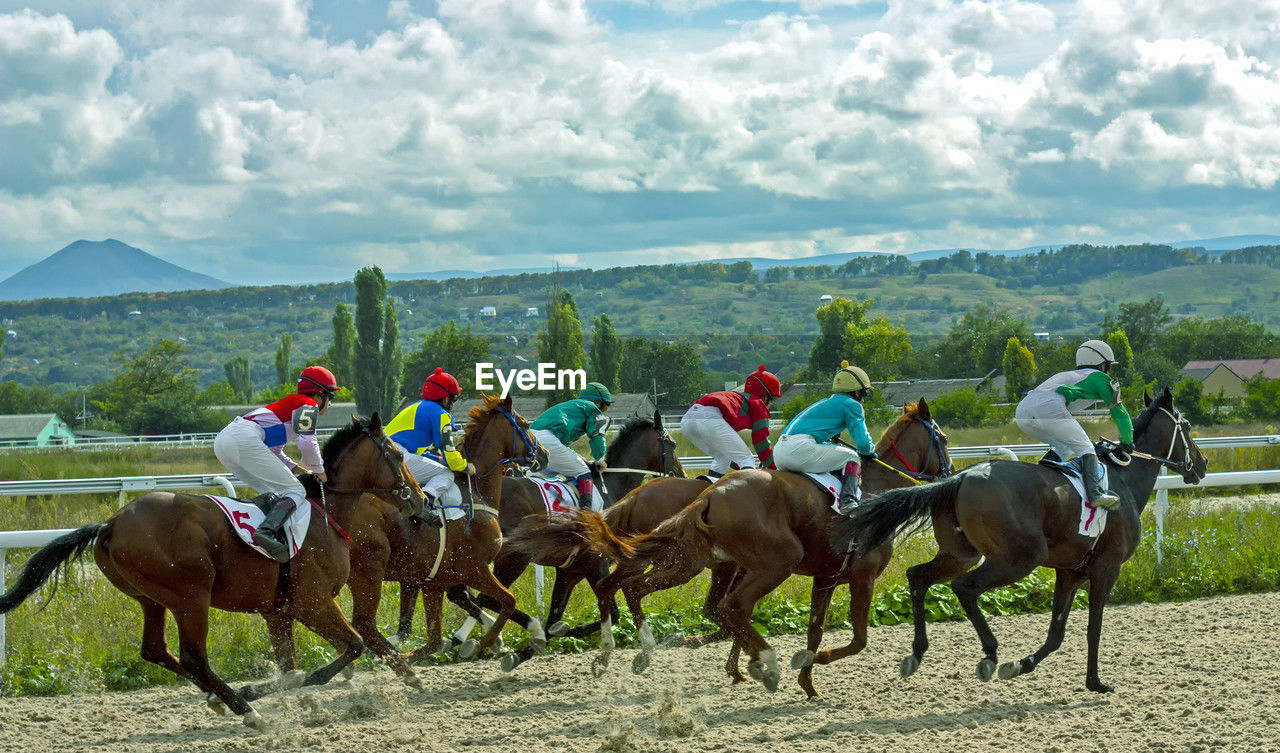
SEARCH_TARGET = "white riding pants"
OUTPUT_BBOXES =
[532,429,603,511]
[214,418,308,506]
[397,443,463,508]
[1015,395,1094,460]
[771,433,860,473]
[680,404,757,475]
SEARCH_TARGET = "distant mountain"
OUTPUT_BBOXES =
[1166,234,1280,253]
[386,266,585,282]
[0,239,231,301]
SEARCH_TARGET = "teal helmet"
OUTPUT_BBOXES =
[579,382,613,405]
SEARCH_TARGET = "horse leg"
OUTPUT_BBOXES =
[681,563,738,649]
[136,599,211,693]
[950,558,1038,682]
[620,555,706,676]
[348,570,421,687]
[457,568,516,660]
[549,570,589,638]
[793,575,841,699]
[172,604,262,727]
[1085,564,1122,693]
[467,553,543,649]
[292,597,367,689]
[901,551,978,678]
[713,567,792,693]
[999,568,1086,681]
[260,612,308,691]
[406,587,448,662]
[445,585,492,649]
[592,563,639,673]
[393,582,419,645]
[725,641,746,683]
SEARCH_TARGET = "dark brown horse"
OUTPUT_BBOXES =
[509,400,951,697]
[830,388,1207,692]
[0,415,422,728]
[398,412,683,669]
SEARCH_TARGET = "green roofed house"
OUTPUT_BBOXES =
[0,413,77,447]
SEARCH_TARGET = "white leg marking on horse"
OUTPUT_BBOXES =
[600,616,615,652]
[529,617,546,645]
[479,610,496,628]
[638,620,656,652]
[243,707,265,729]
[454,616,478,644]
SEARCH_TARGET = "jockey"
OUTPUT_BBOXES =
[680,365,780,481]
[1015,339,1133,511]
[530,382,612,512]
[213,365,337,562]
[772,361,877,512]
[386,368,476,527]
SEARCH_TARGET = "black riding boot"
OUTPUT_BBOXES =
[423,494,445,528]
[1080,453,1120,510]
[252,496,297,563]
[837,473,862,514]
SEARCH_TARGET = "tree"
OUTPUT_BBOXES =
[354,266,395,417]
[380,299,403,415]
[94,339,200,423]
[274,332,292,386]
[618,338,707,403]
[1002,336,1037,402]
[590,313,621,392]
[402,320,491,400]
[934,304,1033,377]
[537,289,587,407]
[1104,329,1135,385]
[326,302,357,384]
[1241,374,1280,420]
[223,356,252,402]
[807,297,912,380]
[1099,298,1170,353]
[0,327,4,364]
[1157,315,1277,366]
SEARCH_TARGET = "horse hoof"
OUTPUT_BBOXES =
[386,633,404,647]
[404,673,423,690]
[998,662,1021,681]
[899,655,920,679]
[277,670,306,691]
[1087,681,1114,694]
[631,651,652,675]
[242,709,265,730]
[458,639,480,659]
[547,621,570,638]
[762,670,780,693]
[340,663,356,681]
[977,658,997,683]
[791,650,815,670]
[530,638,547,656]
[206,694,227,716]
[500,652,522,673]
[591,654,610,678]
[661,632,686,648]
[747,660,764,682]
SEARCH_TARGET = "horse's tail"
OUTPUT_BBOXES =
[504,510,633,566]
[830,473,966,555]
[0,523,107,613]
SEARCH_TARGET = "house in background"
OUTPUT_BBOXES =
[0,413,77,447]
[1180,359,1280,398]
[479,306,497,318]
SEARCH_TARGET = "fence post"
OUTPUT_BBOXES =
[1,547,7,666]
[534,565,545,615]
[1154,485,1169,567]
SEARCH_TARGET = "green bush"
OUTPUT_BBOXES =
[927,387,997,428]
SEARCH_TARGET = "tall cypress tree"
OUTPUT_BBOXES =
[381,299,403,416]
[537,289,587,407]
[590,313,620,392]
[354,267,387,417]
[274,333,292,386]
[327,302,357,384]
[224,356,252,402]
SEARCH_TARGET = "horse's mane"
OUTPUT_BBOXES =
[462,395,505,453]
[322,416,369,469]
[1130,390,1170,437]
[606,416,658,465]
[875,401,923,449]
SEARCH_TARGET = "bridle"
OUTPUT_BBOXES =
[463,406,543,514]
[1127,406,1201,479]
[321,423,421,509]
[602,424,684,479]
[887,417,954,482]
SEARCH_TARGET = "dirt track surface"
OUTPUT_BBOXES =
[2,592,1278,753]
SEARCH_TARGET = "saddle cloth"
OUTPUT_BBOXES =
[206,494,311,561]
[1039,460,1109,538]
[527,474,580,514]
[799,472,842,512]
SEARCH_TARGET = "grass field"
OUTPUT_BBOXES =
[1,420,1278,696]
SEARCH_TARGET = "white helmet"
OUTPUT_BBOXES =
[1076,339,1115,368]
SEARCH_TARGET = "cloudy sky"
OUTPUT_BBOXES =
[1,0,1278,285]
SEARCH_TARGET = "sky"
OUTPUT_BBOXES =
[1,0,1278,285]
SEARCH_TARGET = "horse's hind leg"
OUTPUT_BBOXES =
[999,567,1086,681]
[172,604,262,726]
[950,558,1037,682]
[458,568,516,660]
[902,548,979,679]
[393,582,419,644]
[136,599,210,692]
[713,567,791,693]
[348,570,421,686]
[620,555,705,675]
[293,597,367,689]
[793,575,840,699]
[681,564,738,649]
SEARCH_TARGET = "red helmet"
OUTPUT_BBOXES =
[743,365,781,399]
[422,368,462,401]
[297,365,338,397]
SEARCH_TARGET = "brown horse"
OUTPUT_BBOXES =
[397,411,683,669]
[0,415,422,727]
[509,400,952,697]
[831,388,1206,693]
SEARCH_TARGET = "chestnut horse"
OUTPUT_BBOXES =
[0,415,422,728]
[509,400,951,697]
[831,388,1206,693]
[396,411,682,667]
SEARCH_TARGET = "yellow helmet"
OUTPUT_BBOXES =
[833,360,873,393]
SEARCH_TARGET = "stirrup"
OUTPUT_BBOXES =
[252,532,291,563]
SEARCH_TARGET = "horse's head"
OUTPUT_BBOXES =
[875,398,952,481]
[462,395,543,482]
[1136,388,1208,484]
[321,413,426,512]
[606,410,684,477]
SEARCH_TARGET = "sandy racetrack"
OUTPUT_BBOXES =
[1,592,1278,753]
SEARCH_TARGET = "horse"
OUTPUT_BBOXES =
[508,400,952,697]
[829,388,1207,693]
[395,411,683,669]
[0,415,423,728]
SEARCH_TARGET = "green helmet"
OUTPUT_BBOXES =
[579,382,613,405]
[832,360,873,393]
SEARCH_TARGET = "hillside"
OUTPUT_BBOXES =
[0,239,230,302]
[1,244,1277,392]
